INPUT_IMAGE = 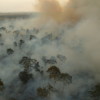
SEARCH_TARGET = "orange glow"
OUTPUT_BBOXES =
[57,0,70,6]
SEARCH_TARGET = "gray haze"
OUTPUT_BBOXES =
[0,0,100,100]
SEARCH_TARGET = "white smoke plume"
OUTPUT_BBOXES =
[0,0,100,100]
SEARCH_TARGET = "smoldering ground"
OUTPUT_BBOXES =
[0,0,100,100]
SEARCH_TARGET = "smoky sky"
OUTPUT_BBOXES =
[0,0,100,100]
[0,0,38,12]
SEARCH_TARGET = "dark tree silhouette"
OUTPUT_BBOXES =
[59,73,72,84]
[37,87,49,98]
[19,57,35,71]
[37,84,57,99]
[7,48,14,55]
[30,35,37,40]
[57,54,67,62]
[47,66,72,85]
[0,79,4,91]
[42,56,57,65]
[0,27,6,31]
[47,66,61,82]
[47,66,60,75]
[89,83,100,100]
[0,34,2,37]
[19,70,33,84]
[9,98,17,100]
[19,39,24,47]
[14,42,17,46]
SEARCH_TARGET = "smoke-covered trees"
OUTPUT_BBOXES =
[7,48,14,55]
[47,66,72,84]
[19,56,40,72]
[89,83,100,100]
[47,66,61,82]
[37,84,55,98]
[37,87,49,98]
[19,56,35,71]
[30,35,37,40]
[47,66,60,75]
[0,27,6,31]
[59,73,72,84]
[19,57,35,84]
[57,54,67,62]
[0,25,73,99]
[42,56,57,65]
[18,56,42,84]
[19,70,33,84]
[0,34,2,37]
[9,98,17,100]
[0,79,4,91]
[19,39,24,47]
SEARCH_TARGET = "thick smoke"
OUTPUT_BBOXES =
[0,0,100,100]
[36,0,81,24]
[36,0,100,73]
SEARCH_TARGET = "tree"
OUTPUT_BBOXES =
[57,54,67,62]
[47,66,61,81]
[19,70,33,84]
[0,27,6,31]
[7,48,14,55]
[89,83,100,100]
[30,35,37,40]
[47,66,60,75]
[59,73,72,84]
[47,66,72,87]
[37,87,49,98]
[14,42,17,46]
[19,56,37,72]
[9,98,17,100]
[42,56,57,65]
[19,39,24,47]
[0,79,4,91]
[0,34,2,37]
